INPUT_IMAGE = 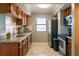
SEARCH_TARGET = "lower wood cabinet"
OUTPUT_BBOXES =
[22,38,28,56]
[0,43,19,56]
[0,33,32,56]
[66,37,72,56]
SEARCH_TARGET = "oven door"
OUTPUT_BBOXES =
[59,38,66,55]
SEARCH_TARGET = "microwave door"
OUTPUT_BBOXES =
[66,15,72,25]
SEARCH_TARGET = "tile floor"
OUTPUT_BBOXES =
[26,42,61,56]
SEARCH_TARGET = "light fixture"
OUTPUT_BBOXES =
[37,4,50,8]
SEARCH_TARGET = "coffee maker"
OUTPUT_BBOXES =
[17,27,23,34]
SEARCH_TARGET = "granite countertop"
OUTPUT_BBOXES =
[0,32,32,43]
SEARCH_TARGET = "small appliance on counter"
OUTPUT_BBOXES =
[18,27,23,34]
[22,25,29,33]
[16,26,23,36]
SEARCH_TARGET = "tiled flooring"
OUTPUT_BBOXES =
[26,42,61,56]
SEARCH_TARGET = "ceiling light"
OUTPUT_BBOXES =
[37,4,50,8]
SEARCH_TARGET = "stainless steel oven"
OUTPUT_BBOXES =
[59,38,66,55]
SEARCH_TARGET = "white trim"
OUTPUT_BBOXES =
[71,3,75,56]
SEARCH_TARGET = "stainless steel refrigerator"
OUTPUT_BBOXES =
[48,19,59,51]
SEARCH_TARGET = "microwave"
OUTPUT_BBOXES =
[64,15,72,26]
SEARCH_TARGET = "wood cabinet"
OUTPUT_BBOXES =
[26,15,28,25]
[66,37,72,56]
[27,33,32,51]
[0,3,10,13]
[63,7,71,17]
[27,36,30,51]
[0,43,19,56]
[18,41,23,56]
[0,3,18,15]
[0,33,32,56]
[0,3,29,26]
[22,13,28,25]
[16,19,22,25]
[22,37,28,55]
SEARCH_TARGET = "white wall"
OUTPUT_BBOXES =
[58,11,62,34]
[28,13,52,42]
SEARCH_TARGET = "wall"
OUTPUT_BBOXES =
[71,4,75,56]
[58,11,62,34]
[74,4,79,56]
[0,14,15,38]
[28,13,52,42]
[0,14,5,33]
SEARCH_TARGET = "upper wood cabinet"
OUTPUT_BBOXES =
[26,15,28,25]
[0,3,10,13]
[17,7,23,17]
[11,4,17,14]
[63,7,71,17]
[22,12,28,25]
[11,4,23,19]
[0,3,29,26]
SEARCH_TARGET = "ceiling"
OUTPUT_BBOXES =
[16,3,71,15]
[29,4,60,13]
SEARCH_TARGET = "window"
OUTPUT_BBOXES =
[36,17,47,31]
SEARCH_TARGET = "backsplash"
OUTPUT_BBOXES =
[61,25,71,34]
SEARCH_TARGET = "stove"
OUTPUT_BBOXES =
[58,34,68,55]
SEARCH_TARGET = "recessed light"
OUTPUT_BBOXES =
[37,4,50,8]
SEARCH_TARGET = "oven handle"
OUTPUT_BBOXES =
[58,38,64,41]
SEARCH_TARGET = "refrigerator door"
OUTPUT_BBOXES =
[51,20,58,37]
[51,19,59,50]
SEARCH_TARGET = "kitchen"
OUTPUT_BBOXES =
[0,3,75,56]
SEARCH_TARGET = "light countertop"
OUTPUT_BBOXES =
[0,32,32,43]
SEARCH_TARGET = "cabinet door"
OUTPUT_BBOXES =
[0,43,8,56]
[66,38,72,56]
[29,34,32,45]
[22,13,25,25]
[28,36,30,51]
[22,13,28,25]
[7,43,18,56]
[0,43,18,56]
[0,3,10,13]
[25,15,28,25]
[18,42,23,56]
[22,39,28,56]
[64,10,67,17]
[22,40,26,55]
[11,4,17,16]
[25,37,28,53]
[67,44,71,56]
[16,19,22,25]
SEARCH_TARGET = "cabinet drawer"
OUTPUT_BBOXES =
[67,38,71,44]
[0,48,8,56]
